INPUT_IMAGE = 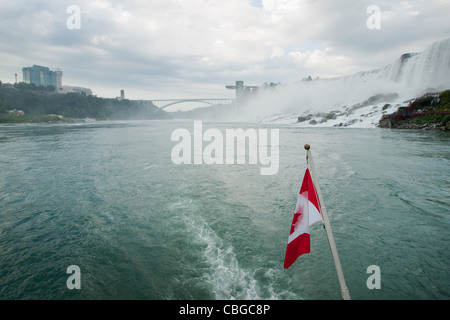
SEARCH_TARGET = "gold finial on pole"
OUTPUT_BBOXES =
[304,144,310,150]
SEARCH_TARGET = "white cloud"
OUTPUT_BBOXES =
[0,0,449,100]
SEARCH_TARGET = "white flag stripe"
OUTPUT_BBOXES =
[309,201,323,227]
[287,193,322,244]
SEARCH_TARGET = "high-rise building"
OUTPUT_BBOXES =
[22,65,60,90]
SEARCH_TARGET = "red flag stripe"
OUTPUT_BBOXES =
[301,169,321,217]
[284,233,310,269]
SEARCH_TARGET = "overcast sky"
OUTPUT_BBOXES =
[0,0,449,102]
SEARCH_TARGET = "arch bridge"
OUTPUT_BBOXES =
[151,98,234,110]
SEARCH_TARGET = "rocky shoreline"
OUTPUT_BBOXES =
[379,90,450,131]
[384,121,450,131]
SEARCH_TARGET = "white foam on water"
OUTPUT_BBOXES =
[168,184,301,300]
[169,189,301,299]
[182,214,261,300]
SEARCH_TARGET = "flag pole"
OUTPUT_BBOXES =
[304,144,351,300]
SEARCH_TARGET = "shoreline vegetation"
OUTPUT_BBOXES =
[0,113,77,124]
[379,89,450,131]
[0,82,170,124]
[2,82,450,131]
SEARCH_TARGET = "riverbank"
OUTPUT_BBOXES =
[0,84,170,123]
[379,90,450,130]
[0,113,76,124]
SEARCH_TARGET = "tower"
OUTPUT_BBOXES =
[226,80,245,106]
[226,81,259,107]
[235,81,244,103]
[55,68,63,92]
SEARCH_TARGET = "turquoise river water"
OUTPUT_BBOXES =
[0,120,448,300]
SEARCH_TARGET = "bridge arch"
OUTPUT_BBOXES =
[150,98,234,110]
[159,100,216,110]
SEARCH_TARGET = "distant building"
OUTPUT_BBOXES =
[61,85,93,96]
[8,109,25,116]
[21,65,94,96]
[55,68,63,92]
[22,65,60,89]
[0,81,15,89]
[226,80,260,105]
[117,89,125,101]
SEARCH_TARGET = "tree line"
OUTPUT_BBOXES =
[0,83,170,122]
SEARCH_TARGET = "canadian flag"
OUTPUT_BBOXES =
[284,168,324,269]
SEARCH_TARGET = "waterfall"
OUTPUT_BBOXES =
[396,38,450,91]
[331,38,450,101]
[238,38,450,124]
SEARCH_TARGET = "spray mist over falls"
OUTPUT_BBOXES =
[236,38,450,127]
